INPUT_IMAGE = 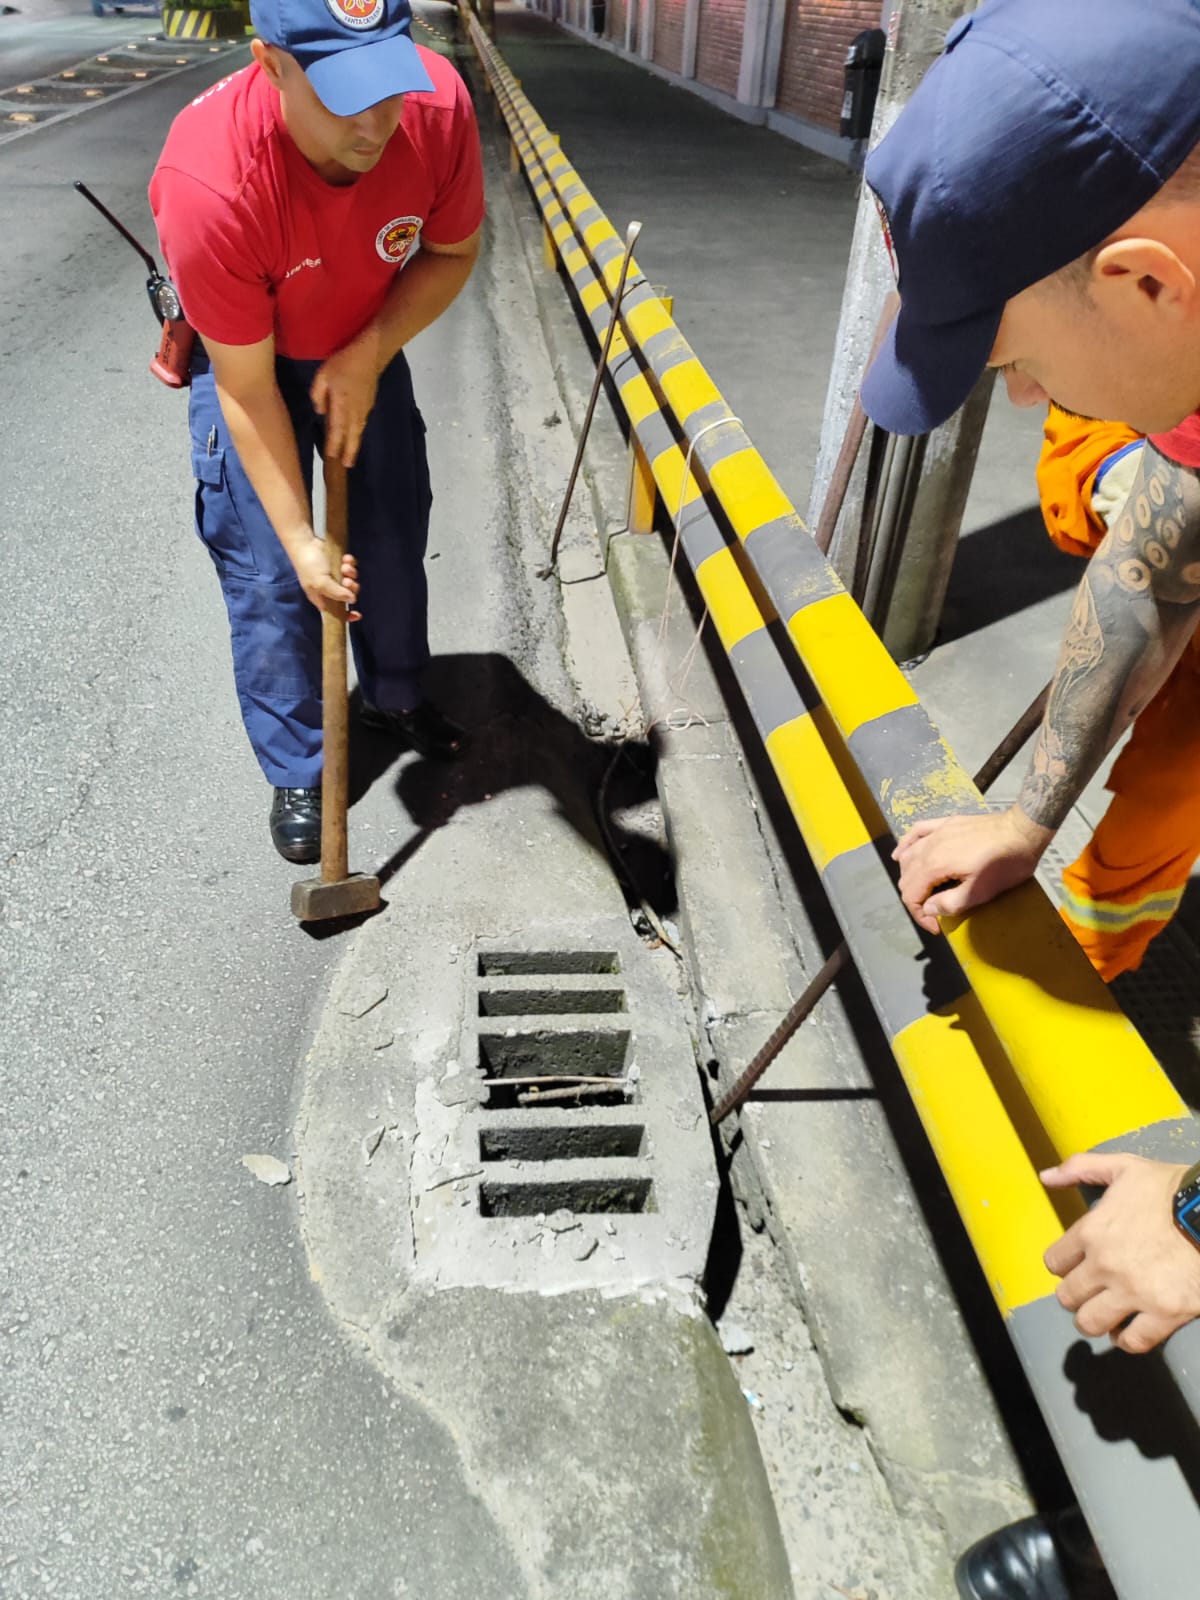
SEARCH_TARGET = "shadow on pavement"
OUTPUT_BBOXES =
[939,506,1082,646]
[350,652,678,917]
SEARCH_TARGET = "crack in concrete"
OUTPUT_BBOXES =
[5,714,120,865]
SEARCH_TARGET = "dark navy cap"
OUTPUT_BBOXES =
[250,0,433,116]
[861,0,1200,436]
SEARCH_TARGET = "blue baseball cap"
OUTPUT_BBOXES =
[861,0,1200,437]
[250,0,433,116]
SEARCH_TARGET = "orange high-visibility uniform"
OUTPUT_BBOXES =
[1036,405,1200,981]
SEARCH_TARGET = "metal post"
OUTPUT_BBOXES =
[808,0,992,663]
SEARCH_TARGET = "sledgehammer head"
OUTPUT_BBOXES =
[290,872,381,923]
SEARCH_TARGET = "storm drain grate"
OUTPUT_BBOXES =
[474,952,651,1214]
[411,930,715,1292]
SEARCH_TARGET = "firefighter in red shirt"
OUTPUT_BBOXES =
[151,0,483,861]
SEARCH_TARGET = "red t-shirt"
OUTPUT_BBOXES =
[149,49,483,359]
[1151,414,1200,467]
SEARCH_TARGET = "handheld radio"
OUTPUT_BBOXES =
[74,180,195,389]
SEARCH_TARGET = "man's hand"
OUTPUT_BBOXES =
[892,806,1052,933]
[1042,1152,1200,1354]
[291,541,361,619]
[311,329,382,470]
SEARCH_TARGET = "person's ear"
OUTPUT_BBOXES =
[252,39,286,88]
[1091,236,1197,323]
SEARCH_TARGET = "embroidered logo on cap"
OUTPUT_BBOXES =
[376,215,422,264]
[324,0,385,31]
[871,189,899,284]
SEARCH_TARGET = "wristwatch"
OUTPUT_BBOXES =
[1172,1159,1200,1250]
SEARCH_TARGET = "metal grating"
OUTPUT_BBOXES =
[409,927,715,1294]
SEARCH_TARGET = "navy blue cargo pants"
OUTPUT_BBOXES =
[188,347,432,789]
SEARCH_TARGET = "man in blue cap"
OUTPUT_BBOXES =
[151,0,483,862]
[856,1,1200,1594]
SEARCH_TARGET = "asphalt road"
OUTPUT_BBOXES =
[0,31,537,1598]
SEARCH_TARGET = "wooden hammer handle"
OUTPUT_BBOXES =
[321,457,350,884]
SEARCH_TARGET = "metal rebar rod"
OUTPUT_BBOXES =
[539,220,642,578]
[708,681,1054,1126]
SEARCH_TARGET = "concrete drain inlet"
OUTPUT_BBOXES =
[410,926,717,1294]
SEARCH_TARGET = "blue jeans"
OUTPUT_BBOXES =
[188,348,432,788]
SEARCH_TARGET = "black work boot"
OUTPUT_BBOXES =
[360,700,466,761]
[955,1508,1114,1600]
[269,787,321,864]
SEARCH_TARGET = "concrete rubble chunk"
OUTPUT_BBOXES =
[433,1070,482,1109]
[546,1209,581,1233]
[336,979,388,1019]
[241,1153,291,1187]
[424,1166,482,1193]
[718,1320,755,1356]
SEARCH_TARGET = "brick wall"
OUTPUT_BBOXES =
[694,0,745,98]
[606,0,628,44]
[775,0,880,130]
[654,0,687,74]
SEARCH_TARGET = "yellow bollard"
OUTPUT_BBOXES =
[627,436,656,534]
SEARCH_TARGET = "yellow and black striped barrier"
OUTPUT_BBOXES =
[162,6,248,38]
[460,7,1200,1586]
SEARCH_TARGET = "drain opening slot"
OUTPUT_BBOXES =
[478,987,626,1016]
[482,1082,631,1110]
[479,1030,629,1077]
[479,1177,654,1216]
[477,951,621,977]
[479,1124,646,1162]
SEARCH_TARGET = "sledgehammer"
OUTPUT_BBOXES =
[290,458,381,924]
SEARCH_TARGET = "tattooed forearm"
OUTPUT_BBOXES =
[1018,441,1200,832]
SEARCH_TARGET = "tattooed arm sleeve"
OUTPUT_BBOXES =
[1018,441,1200,832]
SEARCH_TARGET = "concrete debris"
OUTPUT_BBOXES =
[241,1154,291,1187]
[627,1063,641,1084]
[546,1210,581,1233]
[433,1071,482,1109]
[609,1245,626,1262]
[362,1126,387,1165]
[572,1235,599,1261]
[718,1321,755,1356]
[336,979,388,1019]
[604,1219,617,1235]
[424,1166,482,1193]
